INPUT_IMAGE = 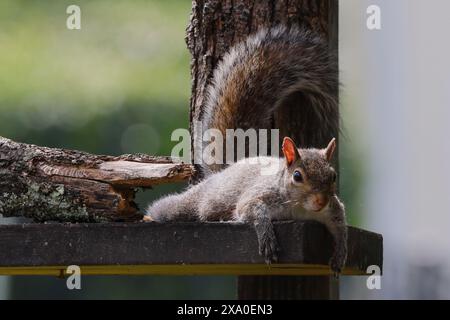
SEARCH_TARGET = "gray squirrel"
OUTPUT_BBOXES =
[144,26,347,273]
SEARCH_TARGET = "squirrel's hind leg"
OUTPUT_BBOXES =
[144,193,199,222]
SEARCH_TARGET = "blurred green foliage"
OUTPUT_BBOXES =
[0,1,189,116]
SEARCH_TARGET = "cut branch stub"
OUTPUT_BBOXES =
[0,137,194,222]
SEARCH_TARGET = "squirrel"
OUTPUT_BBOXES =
[144,26,347,274]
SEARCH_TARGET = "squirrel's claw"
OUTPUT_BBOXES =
[254,219,279,264]
[257,231,279,264]
[329,248,346,276]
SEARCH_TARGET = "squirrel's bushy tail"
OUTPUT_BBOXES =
[200,26,338,176]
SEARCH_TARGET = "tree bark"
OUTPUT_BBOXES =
[0,137,193,222]
[186,0,338,175]
[186,0,339,299]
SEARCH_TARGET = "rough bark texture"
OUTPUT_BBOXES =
[186,0,338,173]
[186,0,339,299]
[0,137,194,222]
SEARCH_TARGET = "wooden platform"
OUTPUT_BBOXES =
[0,221,382,276]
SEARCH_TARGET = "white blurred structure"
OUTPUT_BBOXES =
[0,278,9,300]
[0,217,11,299]
[341,0,450,299]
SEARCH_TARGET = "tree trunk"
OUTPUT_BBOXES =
[186,0,339,299]
[0,137,193,222]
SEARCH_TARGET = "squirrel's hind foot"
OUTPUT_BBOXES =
[142,215,154,222]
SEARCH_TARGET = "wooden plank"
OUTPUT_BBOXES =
[0,221,382,276]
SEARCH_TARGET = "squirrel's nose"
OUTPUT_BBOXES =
[312,193,328,210]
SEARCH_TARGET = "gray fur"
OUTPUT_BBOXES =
[147,154,347,272]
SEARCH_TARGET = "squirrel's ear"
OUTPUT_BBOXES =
[282,137,300,166]
[324,138,337,162]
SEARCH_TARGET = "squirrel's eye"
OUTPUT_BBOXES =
[293,170,303,183]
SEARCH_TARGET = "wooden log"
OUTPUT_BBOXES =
[0,221,383,277]
[0,137,194,222]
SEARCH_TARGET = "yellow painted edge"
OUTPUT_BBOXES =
[0,264,365,277]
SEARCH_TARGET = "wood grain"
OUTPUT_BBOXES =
[0,221,382,276]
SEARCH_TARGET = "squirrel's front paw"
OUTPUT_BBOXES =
[259,234,279,264]
[329,246,347,275]
[255,224,279,264]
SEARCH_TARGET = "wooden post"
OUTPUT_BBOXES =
[186,0,339,299]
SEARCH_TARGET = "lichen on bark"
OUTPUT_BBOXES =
[0,182,96,222]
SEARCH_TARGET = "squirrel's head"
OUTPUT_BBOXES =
[282,137,337,212]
